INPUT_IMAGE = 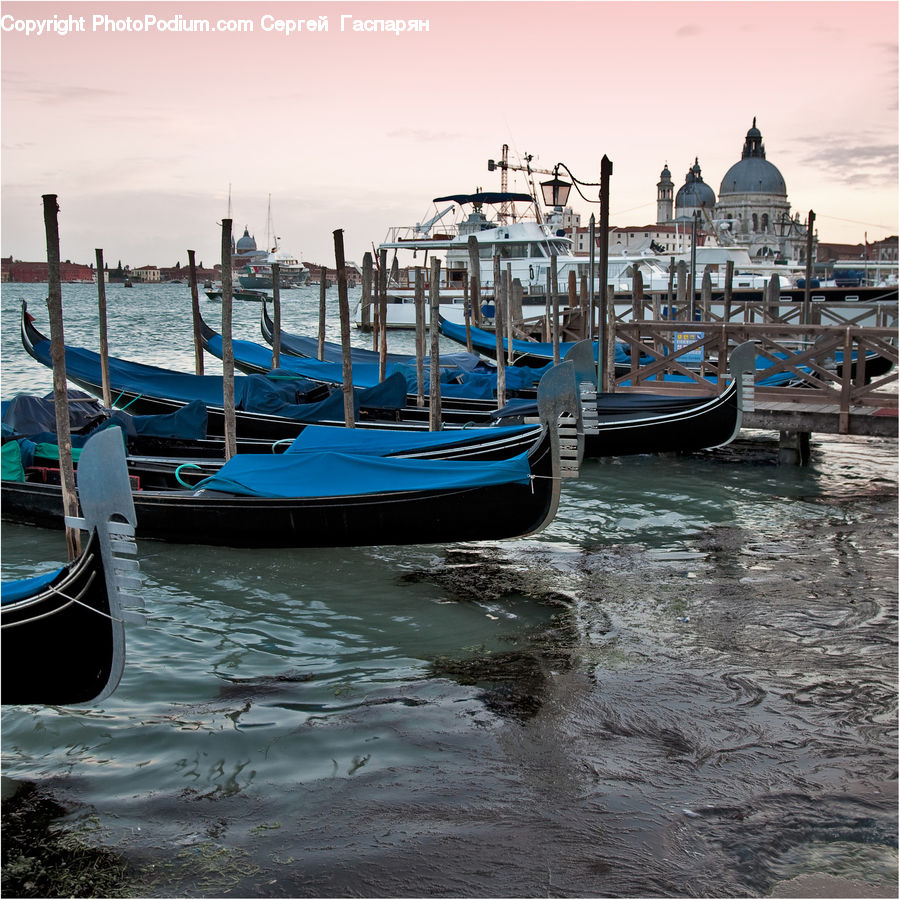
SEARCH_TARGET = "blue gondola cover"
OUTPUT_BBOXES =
[193,450,533,498]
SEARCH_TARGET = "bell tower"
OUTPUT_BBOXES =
[657,163,674,224]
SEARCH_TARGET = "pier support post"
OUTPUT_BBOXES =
[778,430,811,466]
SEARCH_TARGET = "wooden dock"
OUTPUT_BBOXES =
[606,317,897,441]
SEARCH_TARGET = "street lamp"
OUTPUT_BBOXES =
[540,166,572,208]
[535,158,613,386]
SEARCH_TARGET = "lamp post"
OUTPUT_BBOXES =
[540,166,572,209]
[690,210,699,321]
[537,158,613,388]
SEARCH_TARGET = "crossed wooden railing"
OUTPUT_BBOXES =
[608,320,897,434]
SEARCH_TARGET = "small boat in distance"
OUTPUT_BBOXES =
[206,287,271,302]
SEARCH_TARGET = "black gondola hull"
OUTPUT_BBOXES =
[1,531,120,705]
[586,380,741,456]
[3,434,557,548]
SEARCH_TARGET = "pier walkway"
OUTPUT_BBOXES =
[606,317,898,445]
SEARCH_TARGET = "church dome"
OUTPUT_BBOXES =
[236,226,257,253]
[674,157,716,211]
[719,118,786,196]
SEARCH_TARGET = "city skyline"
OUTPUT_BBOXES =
[2,1,897,269]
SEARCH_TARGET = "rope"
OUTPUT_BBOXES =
[175,463,202,487]
[117,392,143,411]
[0,570,123,628]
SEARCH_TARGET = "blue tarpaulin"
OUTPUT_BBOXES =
[193,449,533,498]
[2,568,64,605]
[26,335,404,420]
[438,316,636,364]
[285,423,539,456]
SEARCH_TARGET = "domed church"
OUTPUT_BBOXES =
[656,119,813,263]
[675,158,717,219]
[233,226,266,264]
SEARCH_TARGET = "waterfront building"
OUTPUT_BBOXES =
[651,119,815,264]
[1,257,95,283]
[713,118,812,263]
[675,158,717,222]
[233,226,267,265]
[656,164,674,223]
[131,264,160,283]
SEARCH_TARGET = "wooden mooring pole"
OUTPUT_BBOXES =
[428,258,442,431]
[467,235,482,327]
[494,269,507,410]
[463,271,473,354]
[588,214,596,340]
[803,210,816,327]
[188,249,204,374]
[597,155,612,391]
[547,254,557,344]
[360,251,373,331]
[317,268,326,361]
[415,267,426,407]
[95,248,112,409]
[333,229,355,428]
[632,266,644,322]
[43,194,80,560]
[723,260,734,324]
[551,262,560,365]
[271,262,282,369]
[378,248,388,381]
[220,219,237,460]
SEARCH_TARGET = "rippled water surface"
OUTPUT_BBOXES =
[2,283,897,897]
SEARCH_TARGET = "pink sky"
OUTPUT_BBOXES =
[2,1,897,268]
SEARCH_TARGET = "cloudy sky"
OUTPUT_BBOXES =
[1,0,897,269]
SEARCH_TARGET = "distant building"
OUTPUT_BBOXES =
[653,119,815,264]
[1,257,95,283]
[676,158,717,222]
[233,226,267,266]
[131,264,160,283]
[566,222,704,257]
[305,261,361,287]
[817,236,898,264]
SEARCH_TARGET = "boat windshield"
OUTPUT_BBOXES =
[477,239,573,261]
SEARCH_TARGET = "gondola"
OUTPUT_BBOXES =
[261,301,424,366]
[199,311,547,409]
[2,391,545,468]
[437,314,639,372]
[1,428,142,705]
[2,362,580,548]
[206,288,270,302]
[20,301,500,438]
[257,306,754,457]
[497,339,758,458]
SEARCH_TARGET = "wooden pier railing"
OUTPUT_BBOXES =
[609,320,898,438]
